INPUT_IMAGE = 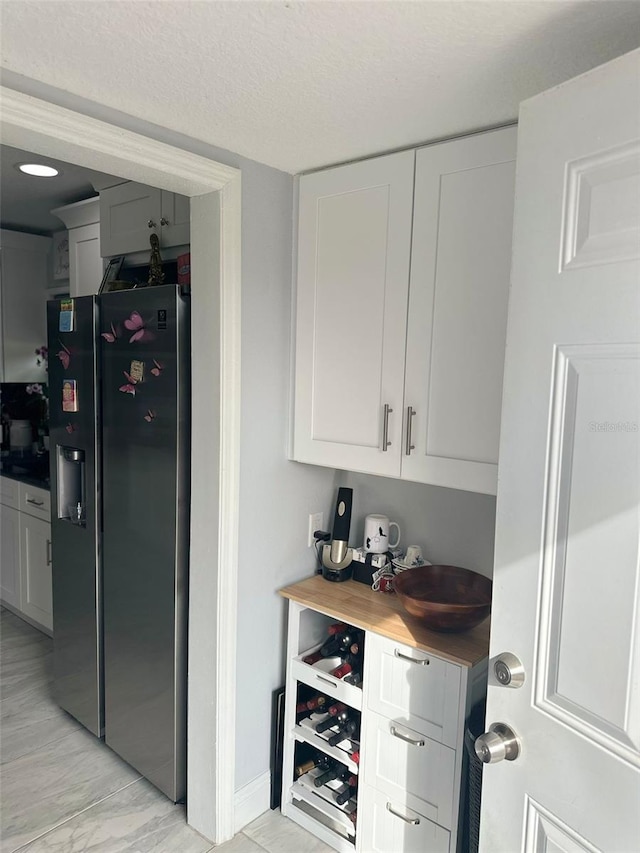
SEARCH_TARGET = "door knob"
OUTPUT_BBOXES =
[475,722,520,764]
[493,652,525,688]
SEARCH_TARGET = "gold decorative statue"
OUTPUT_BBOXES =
[148,233,165,285]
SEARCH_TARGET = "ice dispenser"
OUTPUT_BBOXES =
[57,446,86,525]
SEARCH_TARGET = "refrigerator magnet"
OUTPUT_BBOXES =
[62,379,79,412]
[59,298,75,332]
[129,359,145,383]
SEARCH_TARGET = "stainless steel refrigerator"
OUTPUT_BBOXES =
[47,285,190,803]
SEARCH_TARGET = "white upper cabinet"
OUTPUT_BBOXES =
[0,230,51,383]
[100,182,190,257]
[292,127,517,495]
[293,151,415,477]
[52,198,104,297]
[403,128,517,494]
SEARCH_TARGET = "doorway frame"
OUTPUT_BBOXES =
[0,86,241,844]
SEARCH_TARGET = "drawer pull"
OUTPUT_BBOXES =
[386,802,420,826]
[46,539,52,566]
[390,725,424,747]
[315,674,337,687]
[394,649,430,666]
[26,498,45,507]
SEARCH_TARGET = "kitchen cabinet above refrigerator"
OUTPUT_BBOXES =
[291,126,516,495]
[99,181,190,257]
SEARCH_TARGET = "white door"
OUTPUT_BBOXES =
[480,50,640,850]
[293,151,414,476]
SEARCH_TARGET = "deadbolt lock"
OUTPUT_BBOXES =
[492,652,525,688]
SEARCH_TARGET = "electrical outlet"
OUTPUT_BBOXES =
[308,512,324,548]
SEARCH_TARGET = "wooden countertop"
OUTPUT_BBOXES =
[279,575,490,669]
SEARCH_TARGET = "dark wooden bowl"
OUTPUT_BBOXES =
[393,565,492,633]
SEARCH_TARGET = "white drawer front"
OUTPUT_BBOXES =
[0,477,20,509]
[365,633,461,747]
[362,711,455,829]
[358,785,450,853]
[19,483,51,521]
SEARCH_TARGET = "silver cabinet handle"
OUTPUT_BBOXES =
[26,498,44,507]
[160,216,169,226]
[405,406,416,455]
[46,539,52,566]
[390,725,424,747]
[148,219,157,228]
[386,802,420,826]
[394,649,430,666]
[382,403,393,451]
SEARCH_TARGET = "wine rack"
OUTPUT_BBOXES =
[280,580,489,853]
[283,614,363,851]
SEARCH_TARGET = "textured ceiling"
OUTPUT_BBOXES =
[1,1,640,175]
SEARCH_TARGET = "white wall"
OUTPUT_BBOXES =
[341,472,496,578]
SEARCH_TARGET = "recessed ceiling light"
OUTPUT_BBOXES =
[17,163,60,178]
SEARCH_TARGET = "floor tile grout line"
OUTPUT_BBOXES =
[11,775,145,853]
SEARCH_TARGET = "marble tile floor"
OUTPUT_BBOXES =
[0,608,333,853]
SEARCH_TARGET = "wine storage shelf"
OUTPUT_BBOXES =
[280,577,489,853]
[293,718,360,775]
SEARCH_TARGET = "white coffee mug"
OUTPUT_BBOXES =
[363,514,401,553]
[404,545,424,566]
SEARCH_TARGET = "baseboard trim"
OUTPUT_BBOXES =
[234,771,271,834]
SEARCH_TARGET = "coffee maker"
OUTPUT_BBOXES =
[321,487,354,582]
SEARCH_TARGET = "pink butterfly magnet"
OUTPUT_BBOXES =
[65,422,77,434]
[119,370,138,396]
[150,359,163,377]
[124,311,146,343]
[57,341,71,369]
[101,322,118,343]
[144,409,156,423]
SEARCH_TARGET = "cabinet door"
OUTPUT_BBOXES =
[0,231,51,382]
[293,151,415,476]
[402,127,517,494]
[100,182,161,257]
[160,191,190,247]
[0,504,21,608]
[19,514,53,631]
[69,223,104,297]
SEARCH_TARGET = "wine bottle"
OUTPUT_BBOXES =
[351,750,360,765]
[327,622,348,635]
[295,754,329,778]
[315,708,347,734]
[326,701,347,717]
[305,694,327,711]
[335,781,357,806]
[330,660,352,679]
[343,672,362,687]
[302,650,323,665]
[319,634,343,657]
[348,809,357,825]
[314,759,345,787]
[327,718,358,747]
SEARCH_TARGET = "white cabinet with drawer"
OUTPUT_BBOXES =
[0,476,52,633]
[279,577,489,853]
